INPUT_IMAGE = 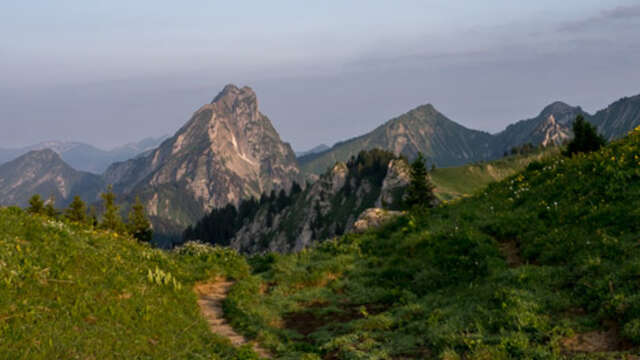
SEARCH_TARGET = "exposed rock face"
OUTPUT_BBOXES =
[493,102,585,154]
[221,152,408,254]
[104,84,302,235]
[375,159,410,208]
[0,149,104,207]
[351,208,403,234]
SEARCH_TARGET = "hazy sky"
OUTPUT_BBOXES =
[1,1,640,150]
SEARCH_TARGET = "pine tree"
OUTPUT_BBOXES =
[127,196,152,242]
[44,196,58,218]
[27,194,45,215]
[565,115,606,156]
[405,153,436,208]
[65,196,87,223]
[100,185,124,232]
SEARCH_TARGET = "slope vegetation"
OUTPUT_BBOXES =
[0,208,263,359]
[430,147,560,201]
[226,127,640,359]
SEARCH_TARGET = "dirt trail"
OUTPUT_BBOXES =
[194,279,271,358]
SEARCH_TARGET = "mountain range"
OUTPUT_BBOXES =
[0,85,638,244]
[299,96,640,174]
[0,136,168,174]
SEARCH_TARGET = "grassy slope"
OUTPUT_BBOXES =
[430,148,559,201]
[0,208,261,359]
[226,128,640,359]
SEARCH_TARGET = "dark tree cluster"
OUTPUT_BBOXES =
[564,114,606,157]
[184,182,304,246]
[344,149,398,195]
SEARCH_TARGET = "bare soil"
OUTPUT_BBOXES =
[194,279,271,358]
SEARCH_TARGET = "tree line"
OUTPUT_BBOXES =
[26,185,152,242]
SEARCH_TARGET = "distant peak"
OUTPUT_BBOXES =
[539,101,578,117]
[211,84,256,105]
[23,148,62,161]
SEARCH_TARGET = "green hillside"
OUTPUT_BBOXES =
[431,148,560,201]
[0,208,261,359]
[225,127,640,359]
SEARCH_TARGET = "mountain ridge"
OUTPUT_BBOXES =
[300,94,640,174]
[0,149,105,207]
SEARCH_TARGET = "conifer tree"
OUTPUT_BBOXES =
[127,196,152,242]
[27,194,45,215]
[65,196,87,223]
[565,115,606,156]
[100,185,124,232]
[405,153,436,208]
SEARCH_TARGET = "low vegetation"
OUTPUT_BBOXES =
[0,207,263,359]
[224,126,640,359]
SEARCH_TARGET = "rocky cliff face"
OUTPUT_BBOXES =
[227,151,406,253]
[493,102,586,154]
[104,84,302,235]
[0,149,104,207]
[183,150,405,253]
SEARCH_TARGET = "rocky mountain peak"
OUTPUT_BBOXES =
[539,101,582,125]
[24,148,61,162]
[210,84,257,111]
[103,84,301,238]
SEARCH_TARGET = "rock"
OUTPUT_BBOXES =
[375,159,410,208]
[351,208,403,234]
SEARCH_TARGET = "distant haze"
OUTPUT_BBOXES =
[1,1,640,150]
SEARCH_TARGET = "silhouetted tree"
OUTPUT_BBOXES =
[127,196,152,242]
[405,152,436,208]
[565,115,606,156]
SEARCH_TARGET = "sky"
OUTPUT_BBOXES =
[1,0,640,151]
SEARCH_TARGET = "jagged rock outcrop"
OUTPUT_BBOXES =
[0,149,104,207]
[103,84,302,236]
[492,102,586,155]
[185,150,406,253]
[375,159,410,208]
[351,208,403,234]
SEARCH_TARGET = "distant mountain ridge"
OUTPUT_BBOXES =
[299,104,495,174]
[300,95,640,174]
[0,136,169,174]
[0,149,104,207]
[295,144,330,157]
